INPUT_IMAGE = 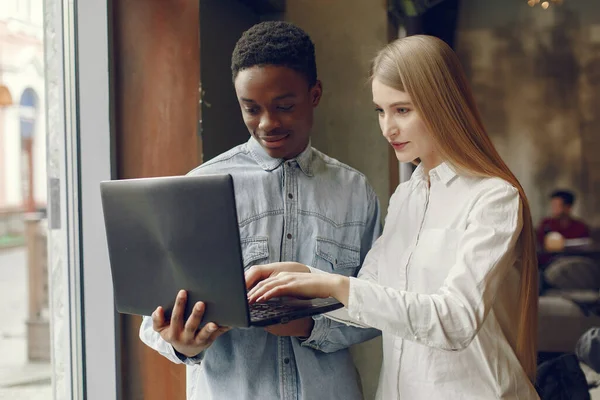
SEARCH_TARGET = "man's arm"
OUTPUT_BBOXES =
[140,315,188,364]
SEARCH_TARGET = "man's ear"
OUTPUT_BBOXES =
[311,80,323,107]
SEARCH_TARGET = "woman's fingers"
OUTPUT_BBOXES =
[247,275,293,303]
[256,283,294,303]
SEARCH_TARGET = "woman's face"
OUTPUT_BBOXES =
[372,78,441,168]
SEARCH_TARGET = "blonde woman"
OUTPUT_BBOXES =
[246,35,539,399]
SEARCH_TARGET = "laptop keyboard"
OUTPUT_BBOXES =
[249,302,297,321]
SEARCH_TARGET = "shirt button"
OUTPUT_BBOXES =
[288,193,293,199]
[287,233,292,239]
[284,357,290,364]
[414,335,418,341]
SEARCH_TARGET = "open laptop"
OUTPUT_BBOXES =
[100,174,343,328]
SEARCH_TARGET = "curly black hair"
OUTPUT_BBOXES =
[231,21,317,86]
[551,190,576,206]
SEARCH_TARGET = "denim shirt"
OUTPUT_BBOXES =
[140,137,382,400]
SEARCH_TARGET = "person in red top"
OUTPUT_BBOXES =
[537,189,590,250]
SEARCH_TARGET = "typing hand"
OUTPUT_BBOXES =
[247,272,350,306]
[245,262,310,290]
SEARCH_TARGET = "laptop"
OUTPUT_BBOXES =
[100,174,343,328]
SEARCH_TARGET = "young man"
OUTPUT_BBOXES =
[537,189,590,250]
[139,21,382,400]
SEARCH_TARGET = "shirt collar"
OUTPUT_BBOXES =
[411,161,458,185]
[247,136,314,177]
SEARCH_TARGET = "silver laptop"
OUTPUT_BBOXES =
[100,174,342,327]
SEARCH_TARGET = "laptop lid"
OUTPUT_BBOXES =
[100,174,252,327]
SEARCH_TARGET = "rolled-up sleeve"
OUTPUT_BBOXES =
[139,315,205,366]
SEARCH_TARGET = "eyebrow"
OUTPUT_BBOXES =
[390,101,412,107]
[240,93,297,103]
[273,93,296,101]
[373,101,413,108]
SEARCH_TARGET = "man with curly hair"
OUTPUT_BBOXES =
[140,21,381,400]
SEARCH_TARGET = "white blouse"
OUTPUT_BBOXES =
[321,162,539,399]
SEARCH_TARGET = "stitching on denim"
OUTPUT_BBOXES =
[298,210,365,228]
[239,209,284,227]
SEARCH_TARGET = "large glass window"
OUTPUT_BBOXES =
[0,1,51,398]
[1,0,117,398]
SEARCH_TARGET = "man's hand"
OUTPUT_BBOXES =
[152,290,230,358]
[264,317,314,337]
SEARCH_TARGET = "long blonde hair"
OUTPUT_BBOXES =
[372,35,538,382]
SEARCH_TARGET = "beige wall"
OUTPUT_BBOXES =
[286,0,392,213]
[285,2,390,399]
[456,1,600,228]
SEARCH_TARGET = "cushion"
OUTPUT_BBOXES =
[545,257,600,290]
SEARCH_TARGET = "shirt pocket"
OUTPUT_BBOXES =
[240,236,269,270]
[409,228,462,293]
[312,237,361,276]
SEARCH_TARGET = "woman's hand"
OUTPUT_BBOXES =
[245,262,310,290]
[247,272,350,306]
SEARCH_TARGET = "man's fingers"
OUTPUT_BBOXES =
[184,302,205,334]
[170,290,187,328]
[152,306,168,332]
[194,322,220,344]
[199,325,231,348]
[208,326,231,342]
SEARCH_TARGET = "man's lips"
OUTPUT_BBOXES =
[259,134,291,148]
[261,134,289,142]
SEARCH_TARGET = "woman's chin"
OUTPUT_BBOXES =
[395,153,416,164]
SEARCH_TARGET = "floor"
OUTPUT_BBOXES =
[0,247,51,400]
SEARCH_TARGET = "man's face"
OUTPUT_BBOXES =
[234,65,322,160]
[551,197,571,218]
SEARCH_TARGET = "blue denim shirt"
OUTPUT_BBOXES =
[140,137,382,400]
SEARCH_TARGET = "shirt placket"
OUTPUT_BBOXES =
[282,160,298,262]
[279,160,299,400]
[395,179,430,397]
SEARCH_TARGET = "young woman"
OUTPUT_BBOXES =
[246,35,539,399]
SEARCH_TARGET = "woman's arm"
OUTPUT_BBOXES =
[249,183,523,350]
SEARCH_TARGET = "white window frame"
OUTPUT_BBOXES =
[45,0,117,398]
